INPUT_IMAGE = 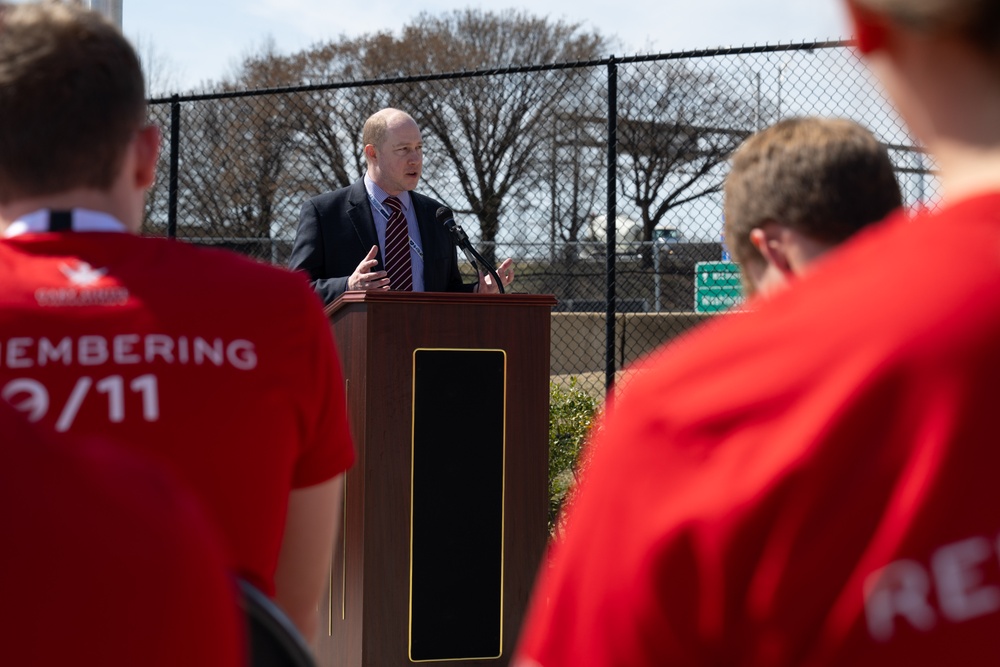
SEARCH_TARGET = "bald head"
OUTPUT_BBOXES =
[363,109,417,155]
[363,108,423,196]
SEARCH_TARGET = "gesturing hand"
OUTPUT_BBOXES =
[477,258,515,294]
[348,245,390,291]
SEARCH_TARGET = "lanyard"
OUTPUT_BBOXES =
[366,192,424,260]
[367,192,392,222]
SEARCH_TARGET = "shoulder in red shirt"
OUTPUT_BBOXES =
[0,228,355,593]
[517,194,1000,666]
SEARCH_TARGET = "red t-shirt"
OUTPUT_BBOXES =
[516,193,1000,666]
[0,211,355,594]
[1,401,245,666]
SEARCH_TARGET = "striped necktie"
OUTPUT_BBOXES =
[382,196,413,292]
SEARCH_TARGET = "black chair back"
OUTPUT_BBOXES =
[238,579,316,667]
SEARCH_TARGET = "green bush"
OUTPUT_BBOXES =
[548,378,601,533]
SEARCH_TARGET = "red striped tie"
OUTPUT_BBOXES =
[382,196,413,292]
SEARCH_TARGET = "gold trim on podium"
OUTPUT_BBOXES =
[407,347,507,662]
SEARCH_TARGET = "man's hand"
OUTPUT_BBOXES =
[477,258,515,294]
[347,246,390,291]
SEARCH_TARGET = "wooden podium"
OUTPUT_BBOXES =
[319,291,556,667]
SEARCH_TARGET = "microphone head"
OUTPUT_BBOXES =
[435,206,453,223]
[436,206,457,231]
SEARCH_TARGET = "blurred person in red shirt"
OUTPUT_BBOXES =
[0,2,355,647]
[1,401,244,666]
[515,2,1000,665]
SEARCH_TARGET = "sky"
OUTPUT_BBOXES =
[122,0,851,92]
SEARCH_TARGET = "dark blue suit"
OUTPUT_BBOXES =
[289,179,474,305]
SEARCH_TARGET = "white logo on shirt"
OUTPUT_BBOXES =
[36,262,126,307]
[60,261,108,286]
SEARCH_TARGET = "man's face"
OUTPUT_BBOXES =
[370,115,423,196]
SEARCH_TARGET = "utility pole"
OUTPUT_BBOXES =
[86,0,122,28]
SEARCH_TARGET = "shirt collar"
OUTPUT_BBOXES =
[4,208,128,238]
[364,174,412,211]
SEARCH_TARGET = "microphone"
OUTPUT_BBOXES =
[435,207,478,269]
[435,207,505,294]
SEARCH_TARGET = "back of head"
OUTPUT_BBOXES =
[854,0,1000,59]
[0,2,146,204]
[723,117,902,269]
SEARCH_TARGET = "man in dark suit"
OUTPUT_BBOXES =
[289,108,514,305]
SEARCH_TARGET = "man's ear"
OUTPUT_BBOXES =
[844,0,889,55]
[749,224,793,276]
[363,144,377,162]
[133,124,161,190]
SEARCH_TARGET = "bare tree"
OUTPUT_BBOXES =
[616,61,755,249]
[550,113,606,263]
[167,41,304,257]
[133,35,183,97]
[545,109,607,302]
[283,39,389,195]
[360,10,608,264]
[142,102,173,236]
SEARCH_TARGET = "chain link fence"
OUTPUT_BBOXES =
[145,41,936,399]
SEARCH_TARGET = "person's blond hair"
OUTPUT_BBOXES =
[723,117,902,269]
[0,2,146,204]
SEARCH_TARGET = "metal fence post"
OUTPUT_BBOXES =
[605,57,618,397]
[167,94,180,239]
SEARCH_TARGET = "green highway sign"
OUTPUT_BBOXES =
[695,261,744,314]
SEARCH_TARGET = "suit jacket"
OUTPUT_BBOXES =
[288,179,474,305]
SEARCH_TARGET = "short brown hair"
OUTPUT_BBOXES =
[723,117,902,268]
[0,2,146,203]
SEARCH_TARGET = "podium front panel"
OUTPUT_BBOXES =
[409,349,506,661]
[324,292,555,667]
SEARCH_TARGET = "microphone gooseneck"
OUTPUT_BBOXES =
[435,207,505,294]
